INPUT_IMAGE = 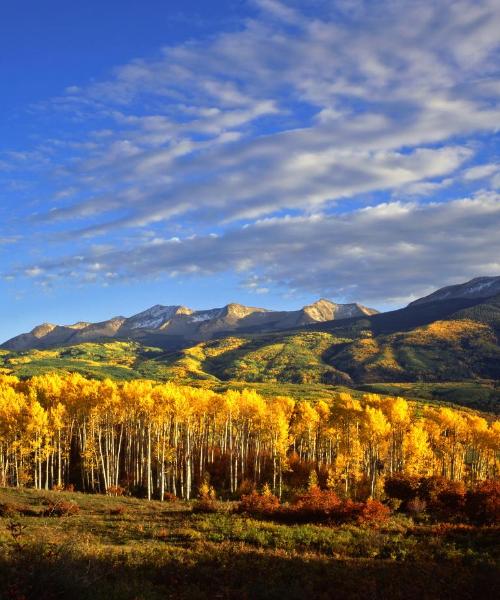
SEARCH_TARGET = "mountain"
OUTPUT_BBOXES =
[2,276,499,413]
[409,276,500,306]
[2,298,377,351]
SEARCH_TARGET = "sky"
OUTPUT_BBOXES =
[1,0,500,342]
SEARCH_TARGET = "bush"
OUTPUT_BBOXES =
[198,479,217,501]
[0,502,22,517]
[356,499,391,524]
[43,500,80,517]
[163,492,177,502]
[435,485,466,520]
[239,487,280,516]
[255,489,391,526]
[107,485,125,497]
[406,497,427,517]
[50,483,75,492]
[109,506,126,516]
[419,476,453,504]
[419,477,465,520]
[384,475,420,504]
[236,479,256,498]
[465,480,500,525]
[293,488,341,511]
[285,488,342,523]
[0,502,39,517]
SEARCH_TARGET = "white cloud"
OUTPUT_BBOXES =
[26,0,499,233]
[5,0,500,304]
[17,194,500,305]
[25,266,44,277]
[463,163,499,181]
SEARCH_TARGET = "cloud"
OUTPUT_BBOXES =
[28,0,500,233]
[4,0,500,306]
[463,163,499,181]
[17,194,500,305]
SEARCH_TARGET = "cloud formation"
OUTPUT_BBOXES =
[4,0,500,304]
[21,194,500,305]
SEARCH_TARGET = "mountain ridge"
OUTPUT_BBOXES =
[2,298,377,351]
[1,277,499,412]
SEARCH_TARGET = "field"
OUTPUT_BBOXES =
[0,487,499,600]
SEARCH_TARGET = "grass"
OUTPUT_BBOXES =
[0,487,498,599]
[357,380,500,413]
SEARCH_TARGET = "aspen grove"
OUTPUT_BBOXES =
[0,373,498,500]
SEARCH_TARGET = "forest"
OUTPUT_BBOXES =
[0,372,497,501]
[1,373,499,599]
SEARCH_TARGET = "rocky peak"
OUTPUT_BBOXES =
[125,304,191,329]
[222,303,267,319]
[30,323,57,338]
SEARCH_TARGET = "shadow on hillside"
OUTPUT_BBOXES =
[1,540,498,600]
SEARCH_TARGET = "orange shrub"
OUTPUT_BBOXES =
[272,490,390,526]
[287,488,342,523]
[239,490,280,515]
[163,492,177,502]
[406,497,427,517]
[109,506,126,516]
[356,499,391,524]
[237,478,256,498]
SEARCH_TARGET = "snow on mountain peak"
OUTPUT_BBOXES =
[126,304,190,329]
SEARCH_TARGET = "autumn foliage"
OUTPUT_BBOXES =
[0,373,497,505]
[239,487,390,525]
[465,480,500,524]
[384,474,500,523]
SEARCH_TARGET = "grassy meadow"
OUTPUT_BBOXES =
[0,487,499,600]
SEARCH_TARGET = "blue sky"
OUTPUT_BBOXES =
[1,0,499,341]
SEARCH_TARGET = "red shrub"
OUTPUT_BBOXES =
[419,476,454,504]
[109,506,126,516]
[356,499,390,524]
[285,488,342,523]
[465,480,500,525]
[0,502,22,517]
[435,485,466,520]
[406,497,427,517]
[237,479,256,498]
[293,488,341,511]
[419,478,465,519]
[239,490,280,515]
[270,491,390,526]
[192,498,220,513]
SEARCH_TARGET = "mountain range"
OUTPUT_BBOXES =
[1,276,499,411]
[2,299,377,351]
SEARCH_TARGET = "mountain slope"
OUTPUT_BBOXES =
[1,277,499,414]
[3,292,499,384]
[409,276,500,306]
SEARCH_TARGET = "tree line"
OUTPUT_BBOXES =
[0,373,498,499]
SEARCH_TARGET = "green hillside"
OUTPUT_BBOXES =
[1,294,499,412]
